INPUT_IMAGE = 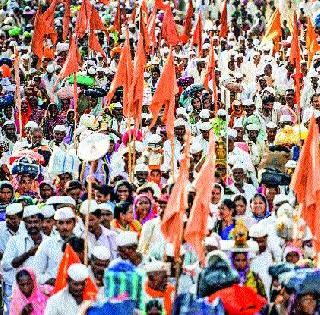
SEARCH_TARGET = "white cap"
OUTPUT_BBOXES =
[242,99,254,106]
[147,134,162,144]
[116,231,138,247]
[199,121,211,131]
[79,199,99,215]
[176,107,188,117]
[143,261,170,274]
[204,233,221,248]
[25,121,39,129]
[199,109,210,119]
[217,109,227,116]
[6,203,23,216]
[23,205,41,218]
[285,160,297,168]
[202,43,210,50]
[67,263,89,282]
[266,122,277,129]
[246,124,259,131]
[190,141,203,154]
[54,207,75,220]
[227,128,237,139]
[174,118,187,128]
[42,205,56,219]
[279,115,292,123]
[232,161,246,171]
[53,125,67,133]
[233,119,243,128]
[96,203,113,213]
[46,196,76,206]
[134,163,149,173]
[273,194,290,206]
[92,245,110,260]
[249,223,268,238]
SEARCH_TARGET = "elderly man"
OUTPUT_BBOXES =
[45,263,90,315]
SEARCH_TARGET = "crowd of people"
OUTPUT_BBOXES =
[0,0,320,314]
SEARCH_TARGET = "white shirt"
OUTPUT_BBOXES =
[2,231,46,285]
[34,233,66,284]
[44,287,82,315]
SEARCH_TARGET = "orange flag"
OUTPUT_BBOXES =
[62,0,71,41]
[53,244,98,300]
[184,130,216,264]
[181,0,194,44]
[203,38,218,112]
[105,32,133,112]
[31,10,46,62]
[219,0,228,38]
[148,8,157,47]
[291,117,320,252]
[289,13,302,107]
[128,34,146,125]
[161,6,180,47]
[192,12,203,57]
[149,49,178,139]
[306,18,320,68]
[75,0,92,39]
[90,7,107,32]
[154,0,168,11]
[161,130,190,259]
[263,8,282,51]
[89,32,107,59]
[140,0,150,53]
[113,2,121,33]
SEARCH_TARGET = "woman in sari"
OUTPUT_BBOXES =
[10,268,51,315]
[133,194,157,225]
[111,201,142,236]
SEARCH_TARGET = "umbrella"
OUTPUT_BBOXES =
[9,150,45,165]
[208,284,267,315]
[77,133,110,162]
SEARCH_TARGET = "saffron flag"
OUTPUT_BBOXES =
[128,34,146,125]
[140,0,150,53]
[75,0,92,39]
[161,6,180,47]
[289,13,302,107]
[263,8,282,51]
[306,18,320,68]
[89,32,107,59]
[181,0,194,44]
[203,38,218,112]
[291,117,320,252]
[161,130,190,259]
[113,2,121,33]
[147,8,157,47]
[219,0,228,38]
[149,49,178,139]
[90,7,107,32]
[184,130,216,263]
[105,32,133,112]
[192,12,203,57]
[53,244,98,300]
[62,0,71,41]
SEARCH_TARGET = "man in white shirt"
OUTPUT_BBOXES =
[2,205,45,312]
[45,263,90,315]
[34,207,76,285]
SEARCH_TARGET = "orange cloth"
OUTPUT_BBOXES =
[75,0,92,39]
[0,64,11,78]
[184,130,216,263]
[161,130,190,259]
[291,117,320,252]
[89,32,106,59]
[306,18,320,68]
[149,50,178,140]
[161,6,180,47]
[181,0,194,44]
[192,12,203,57]
[145,282,175,315]
[263,8,282,52]
[219,0,228,38]
[140,0,150,53]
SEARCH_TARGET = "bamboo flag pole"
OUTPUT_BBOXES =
[170,138,175,180]
[14,46,23,140]
[84,162,94,266]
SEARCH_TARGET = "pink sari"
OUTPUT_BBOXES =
[10,268,51,315]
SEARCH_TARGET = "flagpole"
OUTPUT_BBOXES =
[14,46,23,140]
[84,162,94,266]
[170,138,175,180]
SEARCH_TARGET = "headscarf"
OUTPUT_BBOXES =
[231,252,250,285]
[133,194,156,224]
[251,193,270,222]
[10,268,50,315]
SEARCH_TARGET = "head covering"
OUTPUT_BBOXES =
[10,268,49,315]
[133,194,155,224]
[23,205,41,218]
[6,203,23,215]
[67,263,89,282]
[92,246,110,260]
[116,231,138,247]
[54,207,75,220]
[42,205,55,219]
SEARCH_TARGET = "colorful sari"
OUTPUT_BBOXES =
[111,219,142,236]
[133,194,157,225]
[10,268,51,315]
